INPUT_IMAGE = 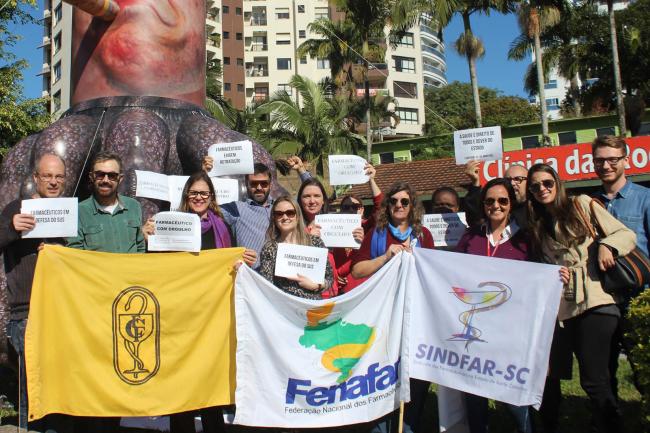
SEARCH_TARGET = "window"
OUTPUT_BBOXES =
[297,5,305,13]
[597,127,616,137]
[277,58,292,70]
[397,32,414,47]
[558,131,577,145]
[278,84,293,96]
[380,152,395,164]
[394,56,415,73]
[275,8,290,19]
[236,58,244,66]
[299,30,306,38]
[53,61,61,83]
[52,90,61,112]
[54,4,62,25]
[314,7,329,19]
[53,33,61,54]
[276,33,291,45]
[224,83,231,91]
[544,79,558,89]
[545,98,560,110]
[397,108,419,124]
[236,33,242,40]
[223,31,230,39]
[300,56,307,64]
[235,7,242,15]
[222,5,229,13]
[223,57,230,65]
[393,81,417,98]
[521,135,540,149]
[237,84,244,92]
[317,58,330,69]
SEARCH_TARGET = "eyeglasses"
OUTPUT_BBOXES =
[341,203,364,212]
[188,190,212,199]
[505,176,527,184]
[273,209,297,219]
[389,197,410,207]
[483,197,510,206]
[593,156,626,167]
[92,171,121,181]
[249,180,270,189]
[37,174,65,183]
[528,179,556,194]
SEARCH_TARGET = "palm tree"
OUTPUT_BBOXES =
[455,15,486,127]
[509,1,561,142]
[255,75,363,177]
[603,0,626,135]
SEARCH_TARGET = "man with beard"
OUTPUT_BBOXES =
[202,156,311,268]
[0,154,72,432]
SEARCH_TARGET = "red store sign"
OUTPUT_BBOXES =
[479,136,650,184]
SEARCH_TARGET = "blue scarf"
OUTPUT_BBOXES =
[370,225,421,259]
[388,223,412,241]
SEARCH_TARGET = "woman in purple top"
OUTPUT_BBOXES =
[455,178,532,433]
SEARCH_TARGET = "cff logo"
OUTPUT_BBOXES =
[112,286,160,385]
[448,281,511,349]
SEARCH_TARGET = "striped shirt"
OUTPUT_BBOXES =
[220,198,273,268]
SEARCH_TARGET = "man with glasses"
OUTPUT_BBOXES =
[0,154,72,432]
[68,151,145,253]
[592,135,650,396]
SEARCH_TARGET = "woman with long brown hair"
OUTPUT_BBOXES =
[527,163,635,433]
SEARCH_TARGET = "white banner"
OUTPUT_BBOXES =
[409,248,562,408]
[454,126,503,165]
[211,178,239,205]
[135,171,191,211]
[234,255,411,427]
[207,140,255,177]
[422,213,468,248]
[147,211,201,252]
[275,243,329,285]
[328,155,369,186]
[315,214,362,249]
[21,198,78,238]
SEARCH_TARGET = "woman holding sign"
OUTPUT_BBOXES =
[527,163,635,433]
[258,196,334,299]
[455,178,533,433]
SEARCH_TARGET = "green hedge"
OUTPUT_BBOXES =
[626,289,650,426]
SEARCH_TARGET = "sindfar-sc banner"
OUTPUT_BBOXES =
[234,254,411,428]
[410,248,563,409]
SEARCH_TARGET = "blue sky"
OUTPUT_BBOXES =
[8,2,531,100]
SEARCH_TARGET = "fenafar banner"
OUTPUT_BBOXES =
[26,245,244,419]
[234,254,411,428]
[479,136,650,184]
[410,248,562,408]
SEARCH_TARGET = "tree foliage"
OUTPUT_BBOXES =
[423,81,539,135]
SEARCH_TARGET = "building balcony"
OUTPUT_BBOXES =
[41,89,50,98]
[248,16,267,26]
[421,44,444,60]
[37,63,51,76]
[248,44,268,52]
[423,63,445,78]
[42,9,51,20]
[253,94,268,103]
[355,88,389,97]
[247,67,269,77]
[38,36,51,48]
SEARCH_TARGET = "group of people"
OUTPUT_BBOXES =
[2,134,648,433]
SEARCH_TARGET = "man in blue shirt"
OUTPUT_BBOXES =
[593,134,649,396]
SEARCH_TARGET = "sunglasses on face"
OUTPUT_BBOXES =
[249,180,270,189]
[92,171,121,181]
[273,209,297,219]
[483,197,510,206]
[528,179,556,194]
[188,190,212,199]
[593,156,625,167]
[389,198,410,207]
[505,176,527,184]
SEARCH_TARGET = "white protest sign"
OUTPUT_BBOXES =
[328,155,369,186]
[315,214,362,249]
[422,213,468,248]
[207,140,255,177]
[168,175,190,211]
[274,243,329,285]
[147,211,201,252]
[454,126,503,165]
[211,178,239,205]
[21,198,78,238]
[135,170,170,201]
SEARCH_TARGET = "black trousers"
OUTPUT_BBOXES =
[170,406,225,433]
[540,309,621,433]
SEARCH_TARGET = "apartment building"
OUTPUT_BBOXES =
[40,1,447,137]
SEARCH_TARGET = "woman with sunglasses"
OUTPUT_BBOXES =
[455,178,533,433]
[258,196,333,299]
[526,163,635,433]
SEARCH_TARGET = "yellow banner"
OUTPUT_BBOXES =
[26,245,244,419]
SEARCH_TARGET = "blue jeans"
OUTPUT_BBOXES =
[6,318,28,430]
